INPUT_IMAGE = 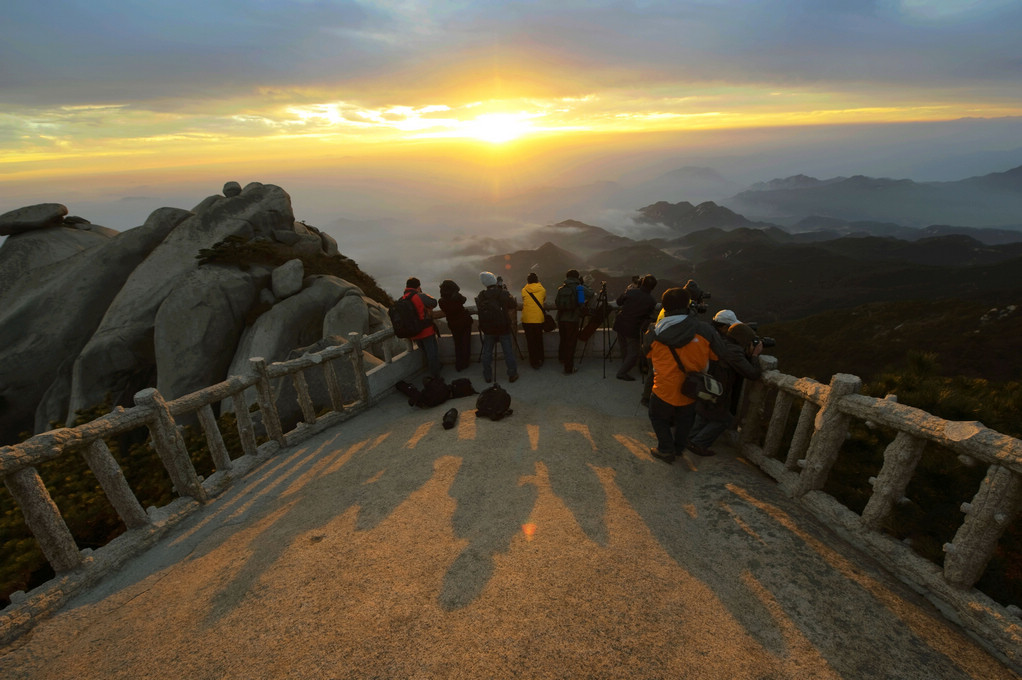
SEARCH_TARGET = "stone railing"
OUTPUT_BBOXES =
[736,356,1022,667]
[0,329,422,644]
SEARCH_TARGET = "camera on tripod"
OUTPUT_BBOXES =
[744,322,776,349]
[682,279,710,315]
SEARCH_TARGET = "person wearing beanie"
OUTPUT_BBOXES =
[402,276,441,378]
[641,287,728,464]
[554,269,593,374]
[475,271,519,383]
[521,272,548,369]
[612,274,657,381]
[439,279,474,372]
[686,322,764,457]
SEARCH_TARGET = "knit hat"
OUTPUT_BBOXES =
[727,322,757,348]
[713,309,739,326]
[440,279,460,297]
[480,271,498,287]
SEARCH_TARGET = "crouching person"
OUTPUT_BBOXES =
[642,287,726,464]
[687,322,763,457]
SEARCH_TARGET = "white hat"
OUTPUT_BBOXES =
[713,309,739,326]
[480,271,498,287]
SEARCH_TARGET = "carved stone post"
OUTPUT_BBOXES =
[291,370,317,424]
[738,356,777,448]
[249,357,285,446]
[135,388,207,502]
[762,391,794,461]
[82,439,150,529]
[349,332,369,405]
[4,467,83,572]
[197,404,233,472]
[860,432,926,530]
[231,393,258,457]
[943,464,1022,588]
[323,360,345,413]
[793,373,861,498]
[785,401,818,471]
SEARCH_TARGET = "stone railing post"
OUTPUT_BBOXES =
[323,360,345,413]
[231,393,259,457]
[82,439,150,529]
[3,467,84,573]
[793,373,861,498]
[943,464,1022,588]
[249,357,285,446]
[860,431,926,530]
[197,404,233,472]
[348,332,369,404]
[784,401,818,471]
[134,388,207,502]
[291,370,317,424]
[761,390,794,462]
[738,355,777,448]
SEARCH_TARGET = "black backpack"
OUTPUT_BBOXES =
[417,376,450,408]
[476,289,509,334]
[555,283,578,311]
[450,377,477,398]
[475,384,512,421]
[389,293,429,339]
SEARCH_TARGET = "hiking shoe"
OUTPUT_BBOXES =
[688,443,716,457]
[616,373,636,381]
[650,448,675,464]
[640,397,650,407]
[509,374,519,383]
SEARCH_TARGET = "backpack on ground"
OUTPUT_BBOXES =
[555,283,578,311]
[389,293,429,339]
[476,289,508,334]
[417,376,450,408]
[395,379,421,407]
[450,377,477,398]
[475,384,512,421]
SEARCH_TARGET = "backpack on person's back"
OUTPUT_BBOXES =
[389,293,430,339]
[555,282,578,312]
[476,288,509,334]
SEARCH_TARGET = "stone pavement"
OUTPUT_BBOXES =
[0,358,1018,679]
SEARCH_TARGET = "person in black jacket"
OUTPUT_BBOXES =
[476,271,519,383]
[439,279,474,372]
[687,322,763,457]
[612,274,657,381]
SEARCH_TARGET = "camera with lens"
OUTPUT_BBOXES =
[753,336,776,349]
[682,280,710,315]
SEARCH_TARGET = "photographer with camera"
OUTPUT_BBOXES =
[554,269,593,374]
[642,287,728,464]
[476,271,519,383]
[686,322,765,457]
[613,274,657,381]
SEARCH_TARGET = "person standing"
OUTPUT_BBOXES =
[402,277,441,378]
[642,287,727,464]
[439,279,474,372]
[476,271,519,383]
[613,274,657,381]
[554,269,592,374]
[687,322,764,457]
[521,272,547,369]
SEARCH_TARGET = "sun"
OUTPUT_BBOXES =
[461,113,536,144]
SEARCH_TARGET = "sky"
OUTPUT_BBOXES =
[3,0,1022,289]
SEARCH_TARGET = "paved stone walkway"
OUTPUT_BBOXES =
[1,360,1018,679]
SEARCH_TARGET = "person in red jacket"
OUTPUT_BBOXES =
[642,287,727,464]
[402,277,440,378]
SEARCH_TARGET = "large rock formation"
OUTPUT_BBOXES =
[0,182,395,444]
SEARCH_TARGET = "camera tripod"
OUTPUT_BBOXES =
[578,282,615,378]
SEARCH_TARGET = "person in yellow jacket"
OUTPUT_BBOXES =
[521,272,547,369]
[642,287,728,464]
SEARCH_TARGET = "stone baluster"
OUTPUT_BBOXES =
[3,467,83,573]
[943,464,1022,588]
[785,400,818,471]
[349,332,369,404]
[231,393,258,457]
[196,404,233,472]
[323,360,345,413]
[860,432,926,530]
[793,373,861,498]
[761,391,795,462]
[135,388,207,502]
[382,340,394,364]
[82,440,150,529]
[249,357,285,446]
[291,370,317,424]
[738,356,777,448]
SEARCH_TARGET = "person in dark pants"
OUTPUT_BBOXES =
[642,287,727,464]
[613,274,657,381]
[439,279,474,372]
[554,269,592,374]
[520,272,547,369]
[402,277,441,378]
[476,271,519,383]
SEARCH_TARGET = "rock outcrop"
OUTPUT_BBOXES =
[0,182,394,444]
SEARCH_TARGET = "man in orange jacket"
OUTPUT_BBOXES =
[642,287,728,464]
